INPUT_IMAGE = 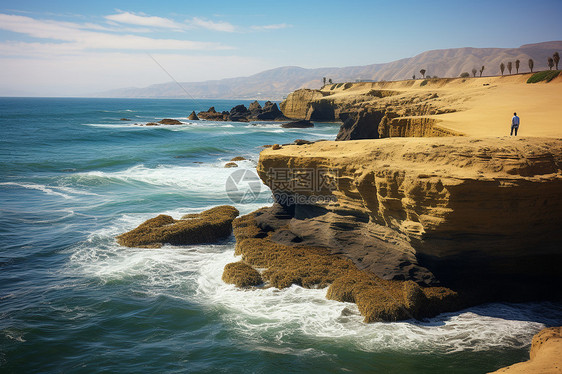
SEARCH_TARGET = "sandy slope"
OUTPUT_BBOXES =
[314,73,562,138]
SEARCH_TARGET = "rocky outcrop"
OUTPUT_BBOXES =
[197,102,288,122]
[256,137,562,301]
[159,118,183,125]
[116,206,239,248]
[222,261,263,287]
[197,107,229,121]
[229,208,460,322]
[280,89,330,119]
[281,120,314,128]
[256,101,287,121]
[491,327,562,373]
[188,111,199,120]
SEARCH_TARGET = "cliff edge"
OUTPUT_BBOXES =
[256,136,562,300]
[280,74,562,140]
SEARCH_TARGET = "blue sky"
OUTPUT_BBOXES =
[1,0,561,96]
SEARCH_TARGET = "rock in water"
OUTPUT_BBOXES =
[222,261,263,287]
[256,101,286,120]
[188,111,199,120]
[281,120,314,128]
[159,118,183,125]
[197,107,229,121]
[116,205,239,247]
[229,104,250,122]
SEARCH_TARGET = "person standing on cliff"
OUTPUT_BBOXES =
[510,112,520,136]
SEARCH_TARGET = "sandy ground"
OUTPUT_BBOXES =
[319,73,562,138]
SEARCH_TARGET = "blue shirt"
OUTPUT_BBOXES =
[512,116,520,126]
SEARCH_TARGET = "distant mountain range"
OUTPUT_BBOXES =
[95,41,562,100]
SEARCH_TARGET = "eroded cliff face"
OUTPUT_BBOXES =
[279,80,466,140]
[257,137,562,298]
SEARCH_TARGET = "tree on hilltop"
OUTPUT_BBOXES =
[420,69,426,78]
[412,74,416,80]
[528,59,534,73]
[548,57,554,70]
[328,78,333,84]
[507,61,513,75]
[554,52,560,70]
[472,68,477,77]
[500,62,505,75]
[515,59,520,74]
[323,77,326,85]
[479,66,485,77]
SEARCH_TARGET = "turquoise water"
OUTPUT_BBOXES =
[1,97,560,373]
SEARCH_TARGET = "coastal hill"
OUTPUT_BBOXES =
[95,41,561,100]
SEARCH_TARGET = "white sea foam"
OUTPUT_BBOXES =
[70,214,559,356]
[0,182,96,199]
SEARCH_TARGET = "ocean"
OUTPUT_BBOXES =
[0,97,560,373]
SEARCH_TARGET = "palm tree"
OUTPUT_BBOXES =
[548,57,554,70]
[507,61,513,75]
[500,62,505,75]
[420,69,426,79]
[472,68,477,77]
[554,52,560,70]
[528,59,534,73]
[479,66,485,77]
[515,59,520,74]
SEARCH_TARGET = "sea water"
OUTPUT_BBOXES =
[1,97,560,373]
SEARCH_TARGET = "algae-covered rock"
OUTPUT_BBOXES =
[116,205,239,248]
[222,261,263,287]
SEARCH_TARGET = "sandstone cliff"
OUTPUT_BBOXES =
[279,73,562,140]
[491,327,562,373]
[256,137,562,299]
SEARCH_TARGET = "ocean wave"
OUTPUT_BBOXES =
[195,250,560,354]
[0,182,97,199]
[70,222,559,356]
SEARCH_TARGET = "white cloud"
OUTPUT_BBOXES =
[251,23,291,31]
[105,11,185,30]
[188,17,236,32]
[0,13,231,51]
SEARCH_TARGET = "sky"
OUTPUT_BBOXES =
[1,0,561,96]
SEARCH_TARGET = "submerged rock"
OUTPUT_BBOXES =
[120,118,131,121]
[230,156,247,161]
[116,205,239,248]
[159,118,183,125]
[224,162,238,168]
[281,120,314,128]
